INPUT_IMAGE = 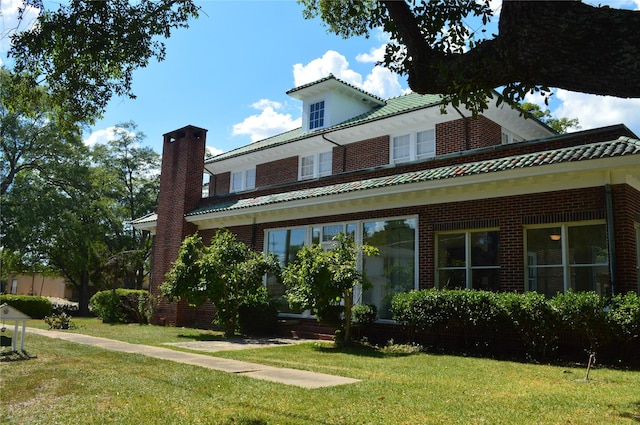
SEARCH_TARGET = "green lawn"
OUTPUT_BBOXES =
[2,318,639,424]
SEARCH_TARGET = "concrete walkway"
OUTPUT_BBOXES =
[27,328,360,389]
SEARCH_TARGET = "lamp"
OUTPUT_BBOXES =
[550,234,561,241]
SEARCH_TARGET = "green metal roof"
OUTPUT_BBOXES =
[205,92,443,163]
[189,136,640,217]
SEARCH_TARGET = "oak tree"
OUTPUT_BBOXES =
[301,0,640,114]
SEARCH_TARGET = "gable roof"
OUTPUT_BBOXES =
[190,136,640,217]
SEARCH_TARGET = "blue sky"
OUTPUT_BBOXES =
[2,0,640,156]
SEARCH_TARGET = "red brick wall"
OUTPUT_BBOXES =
[611,184,640,294]
[436,115,502,155]
[256,156,299,187]
[213,172,230,196]
[341,136,390,172]
[151,126,207,326]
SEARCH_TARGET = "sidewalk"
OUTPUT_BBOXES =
[27,328,360,389]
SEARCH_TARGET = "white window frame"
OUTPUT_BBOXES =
[391,128,435,164]
[299,151,332,180]
[435,229,501,290]
[264,215,419,320]
[524,221,609,295]
[230,168,256,192]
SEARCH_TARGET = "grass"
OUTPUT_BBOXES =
[2,317,639,424]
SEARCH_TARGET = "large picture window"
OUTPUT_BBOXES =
[265,217,417,320]
[525,223,609,297]
[436,230,500,290]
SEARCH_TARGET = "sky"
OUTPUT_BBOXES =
[2,0,640,157]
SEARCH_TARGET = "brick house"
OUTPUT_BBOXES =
[134,75,640,328]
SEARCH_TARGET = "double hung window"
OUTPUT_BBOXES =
[230,168,256,192]
[299,151,332,180]
[391,129,435,163]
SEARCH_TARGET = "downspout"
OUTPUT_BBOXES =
[322,133,346,172]
[605,184,617,296]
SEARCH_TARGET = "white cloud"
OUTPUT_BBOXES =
[293,50,363,88]
[0,0,40,54]
[206,146,224,157]
[232,99,301,143]
[552,89,640,135]
[293,49,406,99]
[362,66,407,99]
[356,45,386,63]
[83,126,136,147]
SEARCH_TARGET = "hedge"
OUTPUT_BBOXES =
[0,295,53,319]
[89,289,155,324]
[390,289,640,366]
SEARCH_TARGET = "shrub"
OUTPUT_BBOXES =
[608,292,640,361]
[43,312,75,329]
[499,291,559,360]
[352,304,377,325]
[551,290,610,352]
[0,295,52,319]
[89,289,154,324]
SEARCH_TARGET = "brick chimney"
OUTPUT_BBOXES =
[150,125,207,326]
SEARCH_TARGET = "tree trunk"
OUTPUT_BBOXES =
[383,0,640,98]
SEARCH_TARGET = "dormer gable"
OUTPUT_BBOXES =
[286,74,386,133]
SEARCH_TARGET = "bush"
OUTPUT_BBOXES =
[551,290,610,352]
[0,295,52,319]
[89,289,155,324]
[44,312,75,329]
[498,291,559,360]
[352,304,377,325]
[608,292,640,361]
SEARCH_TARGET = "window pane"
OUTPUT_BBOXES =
[526,227,562,265]
[568,224,608,265]
[392,134,410,161]
[362,219,416,319]
[528,266,564,298]
[245,169,256,189]
[438,269,466,290]
[322,225,343,242]
[417,129,435,158]
[570,265,610,296]
[231,171,242,192]
[266,228,306,312]
[301,155,314,178]
[437,233,466,267]
[471,231,499,266]
[472,268,500,291]
[318,151,332,176]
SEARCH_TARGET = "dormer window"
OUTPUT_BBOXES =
[231,168,256,192]
[309,100,325,130]
[391,129,435,164]
[300,151,332,180]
